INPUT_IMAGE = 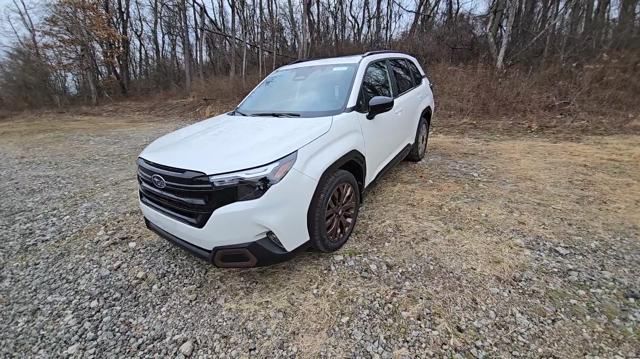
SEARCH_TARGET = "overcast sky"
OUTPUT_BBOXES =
[1,0,26,51]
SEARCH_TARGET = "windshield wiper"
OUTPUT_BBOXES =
[251,112,301,118]
[232,108,248,116]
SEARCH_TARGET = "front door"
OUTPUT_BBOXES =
[357,60,403,183]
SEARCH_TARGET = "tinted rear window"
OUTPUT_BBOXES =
[389,59,414,94]
[404,60,423,86]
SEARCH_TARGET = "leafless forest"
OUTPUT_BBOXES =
[0,0,638,114]
[2,1,640,357]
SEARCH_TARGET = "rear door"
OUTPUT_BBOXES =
[387,59,424,145]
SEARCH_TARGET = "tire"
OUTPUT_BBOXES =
[406,117,430,162]
[308,169,360,252]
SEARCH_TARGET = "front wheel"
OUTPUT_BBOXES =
[406,118,429,162]
[308,170,360,252]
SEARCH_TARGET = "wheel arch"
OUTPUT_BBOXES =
[319,150,366,198]
[306,150,366,247]
[421,106,433,125]
[306,150,366,227]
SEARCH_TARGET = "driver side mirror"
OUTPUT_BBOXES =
[366,96,394,120]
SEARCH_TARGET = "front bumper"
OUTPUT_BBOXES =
[145,218,297,267]
[140,168,318,265]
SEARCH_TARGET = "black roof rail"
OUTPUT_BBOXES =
[362,50,402,57]
[288,58,311,65]
[287,51,403,66]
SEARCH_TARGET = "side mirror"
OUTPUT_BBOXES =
[366,96,394,120]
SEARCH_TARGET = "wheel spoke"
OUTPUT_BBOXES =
[327,216,339,239]
[325,207,336,218]
[339,216,349,230]
[329,193,338,209]
[324,181,358,242]
[342,186,353,204]
[325,213,335,226]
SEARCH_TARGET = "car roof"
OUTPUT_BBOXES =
[280,51,412,70]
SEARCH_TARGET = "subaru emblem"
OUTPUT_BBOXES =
[151,174,166,189]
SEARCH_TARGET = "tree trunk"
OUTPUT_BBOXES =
[270,0,277,70]
[614,0,639,48]
[374,0,382,42]
[496,0,517,69]
[181,0,192,93]
[117,0,131,95]
[287,0,300,54]
[299,0,310,58]
[258,0,263,78]
[230,0,237,78]
[486,0,505,61]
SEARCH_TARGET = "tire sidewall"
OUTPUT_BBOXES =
[407,117,429,162]
[418,119,429,158]
[309,170,360,252]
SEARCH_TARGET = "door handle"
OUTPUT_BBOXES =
[394,109,403,115]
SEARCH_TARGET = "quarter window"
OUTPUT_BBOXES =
[405,60,423,86]
[389,59,414,95]
[360,61,392,111]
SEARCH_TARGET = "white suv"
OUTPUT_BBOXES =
[138,51,434,267]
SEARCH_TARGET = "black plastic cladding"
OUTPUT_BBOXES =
[145,218,297,267]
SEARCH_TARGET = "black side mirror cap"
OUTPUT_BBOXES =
[366,96,394,120]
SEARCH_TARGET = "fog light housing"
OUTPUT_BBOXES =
[266,231,285,251]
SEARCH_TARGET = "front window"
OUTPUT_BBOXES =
[359,61,392,111]
[236,64,357,117]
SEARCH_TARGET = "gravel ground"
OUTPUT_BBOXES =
[1,113,638,358]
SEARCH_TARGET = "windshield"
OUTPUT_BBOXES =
[236,64,357,117]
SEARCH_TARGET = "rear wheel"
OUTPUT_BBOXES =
[308,170,360,252]
[407,117,429,162]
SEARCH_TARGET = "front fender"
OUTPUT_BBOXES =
[293,113,366,182]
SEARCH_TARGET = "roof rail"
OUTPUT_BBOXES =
[362,50,401,57]
[288,58,311,65]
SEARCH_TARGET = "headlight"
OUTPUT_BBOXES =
[208,152,297,200]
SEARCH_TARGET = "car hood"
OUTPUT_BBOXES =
[140,113,332,174]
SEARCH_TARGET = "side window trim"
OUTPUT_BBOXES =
[385,60,399,98]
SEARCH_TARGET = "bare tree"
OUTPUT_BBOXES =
[2,0,639,109]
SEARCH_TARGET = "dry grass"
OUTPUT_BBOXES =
[432,52,640,117]
[431,53,640,136]
[2,103,639,357]
[5,55,638,138]
[153,130,639,357]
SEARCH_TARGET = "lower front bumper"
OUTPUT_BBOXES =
[145,218,297,267]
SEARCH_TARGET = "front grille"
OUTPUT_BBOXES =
[137,158,238,228]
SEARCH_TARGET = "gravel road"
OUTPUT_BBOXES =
[1,113,638,358]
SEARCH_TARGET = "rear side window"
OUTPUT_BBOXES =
[389,59,414,95]
[359,61,392,110]
[405,60,423,86]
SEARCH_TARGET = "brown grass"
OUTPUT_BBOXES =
[431,53,640,136]
[3,112,639,357]
[4,54,638,138]
[433,52,640,117]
